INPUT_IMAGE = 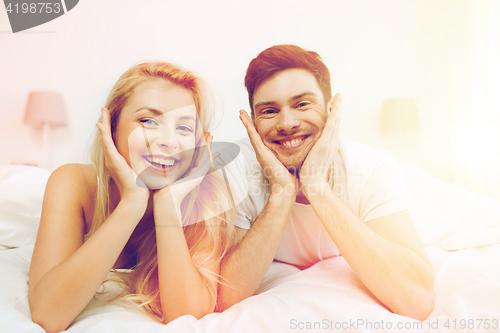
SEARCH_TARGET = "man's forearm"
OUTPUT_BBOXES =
[307,185,434,321]
[218,194,294,311]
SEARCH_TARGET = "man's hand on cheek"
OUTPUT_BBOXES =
[299,94,341,198]
[239,110,296,198]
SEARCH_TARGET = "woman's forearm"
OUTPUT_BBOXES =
[29,200,145,333]
[154,199,215,323]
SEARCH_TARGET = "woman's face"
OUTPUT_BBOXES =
[114,79,199,190]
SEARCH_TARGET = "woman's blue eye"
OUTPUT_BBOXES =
[140,119,159,126]
[177,125,193,133]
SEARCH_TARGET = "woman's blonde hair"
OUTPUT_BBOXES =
[88,62,235,322]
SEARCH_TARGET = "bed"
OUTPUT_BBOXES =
[1,164,499,332]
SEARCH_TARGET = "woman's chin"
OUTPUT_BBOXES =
[139,178,169,190]
[134,170,173,190]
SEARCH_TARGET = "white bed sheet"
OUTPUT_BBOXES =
[1,244,499,332]
[0,164,499,332]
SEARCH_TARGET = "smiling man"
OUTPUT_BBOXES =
[218,45,435,321]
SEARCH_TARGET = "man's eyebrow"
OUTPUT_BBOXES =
[289,92,318,102]
[253,101,276,110]
[254,92,319,111]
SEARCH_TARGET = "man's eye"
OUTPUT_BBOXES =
[296,101,310,108]
[177,125,193,133]
[139,119,159,127]
[261,109,277,115]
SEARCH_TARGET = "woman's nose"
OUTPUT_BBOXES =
[155,128,178,150]
[276,108,300,133]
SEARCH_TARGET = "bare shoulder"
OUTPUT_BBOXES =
[48,164,97,198]
[46,164,98,226]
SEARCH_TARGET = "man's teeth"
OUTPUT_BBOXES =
[281,138,303,147]
[147,157,175,167]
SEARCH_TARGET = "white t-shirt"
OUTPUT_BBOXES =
[216,135,409,268]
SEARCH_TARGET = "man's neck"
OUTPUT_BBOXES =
[295,179,310,205]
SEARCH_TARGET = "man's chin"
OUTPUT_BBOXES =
[278,158,303,175]
[276,151,307,173]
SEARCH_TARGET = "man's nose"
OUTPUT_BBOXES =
[276,108,300,133]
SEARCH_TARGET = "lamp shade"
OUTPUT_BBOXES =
[24,91,67,127]
[380,98,420,132]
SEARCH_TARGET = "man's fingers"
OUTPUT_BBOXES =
[332,93,341,112]
[239,110,257,137]
[239,110,269,152]
[305,93,342,166]
[323,93,342,138]
[240,110,261,148]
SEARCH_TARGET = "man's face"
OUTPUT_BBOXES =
[252,68,328,173]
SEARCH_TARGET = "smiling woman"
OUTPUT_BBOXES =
[27,62,236,332]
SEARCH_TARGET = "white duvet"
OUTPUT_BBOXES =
[0,164,499,333]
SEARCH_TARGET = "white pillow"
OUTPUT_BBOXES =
[401,162,500,250]
[0,166,50,247]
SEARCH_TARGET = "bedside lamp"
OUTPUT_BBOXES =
[24,91,67,169]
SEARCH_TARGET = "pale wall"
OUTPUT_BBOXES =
[1,0,498,198]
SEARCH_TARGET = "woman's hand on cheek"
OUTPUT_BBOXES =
[152,133,220,222]
[96,108,150,208]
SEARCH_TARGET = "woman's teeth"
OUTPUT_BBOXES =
[146,157,175,167]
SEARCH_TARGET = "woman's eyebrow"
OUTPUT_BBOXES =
[179,115,196,122]
[135,107,163,116]
[135,108,197,123]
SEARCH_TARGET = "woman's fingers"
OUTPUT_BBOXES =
[205,132,214,167]
[97,109,114,151]
[196,133,210,170]
[96,108,131,175]
[181,132,216,182]
[198,134,216,174]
